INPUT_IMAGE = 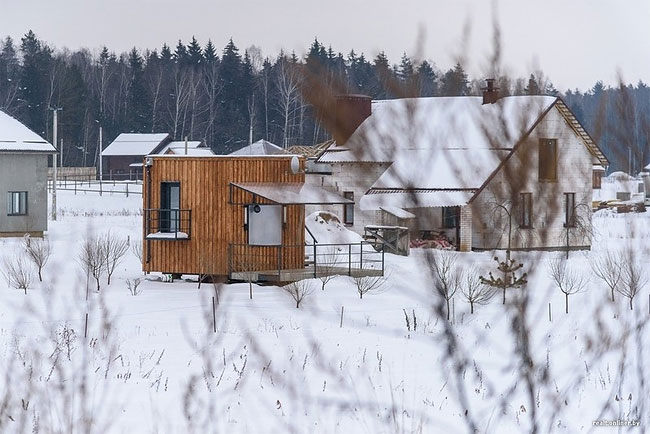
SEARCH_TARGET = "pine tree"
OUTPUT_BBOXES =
[203,40,218,64]
[216,39,245,152]
[174,40,188,65]
[416,60,437,97]
[524,74,541,95]
[440,63,469,96]
[372,51,392,98]
[19,30,53,135]
[187,36,203,67]
[160,44,173,63]
[126,47,151,132]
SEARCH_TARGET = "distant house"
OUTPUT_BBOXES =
[228,139,285,156]
[102,133,213,176]
[312,84,609,252]
[0,110,56,237]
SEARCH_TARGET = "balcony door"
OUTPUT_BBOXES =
[160,182,180,232]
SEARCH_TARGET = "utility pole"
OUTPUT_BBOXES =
[98,121,104,181]
[50,107,62,221]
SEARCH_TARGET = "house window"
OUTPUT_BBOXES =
[539,139,557,181]
[592,171,602,189]
[7,191,28,216]
[520,193,532,228]
[160,182,180,232]
[564,193,576,228]
[343,192,354,225]
[442,207,459,228]
[248,204,282,246]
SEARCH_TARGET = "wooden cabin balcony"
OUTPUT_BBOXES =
[144,208,192,240]
[227,241,385,283]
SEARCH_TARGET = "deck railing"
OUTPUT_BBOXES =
[144,208,192,240]
[227,241,384,281]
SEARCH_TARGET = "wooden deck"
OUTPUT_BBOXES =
[230,264,384,283]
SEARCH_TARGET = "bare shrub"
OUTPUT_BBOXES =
[316,246,342,291]
[461,266,495,314]
[131,239,143,264]
[22,234,52,282]
[79,236,106,292]
[102,232,129,285]
[589,249,623,301]
[431,251,462,320]
[2,254,34,294]
[353,272,386,299]
[617,255,647,310]
[282,279,316,308]
[547,258,588,313]
[126,278,143,296]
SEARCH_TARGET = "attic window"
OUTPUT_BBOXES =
[592,171,602,189]
[539,139,557,182]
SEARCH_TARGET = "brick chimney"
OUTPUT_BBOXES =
[334,94,372,145]
[482,78,499,104]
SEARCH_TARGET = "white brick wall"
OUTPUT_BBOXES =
[470,106,594,250]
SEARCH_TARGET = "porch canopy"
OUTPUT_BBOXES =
[359,189,475,210]
[231,182,354,205]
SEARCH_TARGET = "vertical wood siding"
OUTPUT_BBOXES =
[143,156,305,275]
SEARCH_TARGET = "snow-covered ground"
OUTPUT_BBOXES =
[0,190,648,433]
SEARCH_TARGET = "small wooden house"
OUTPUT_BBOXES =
[142,155,383,282]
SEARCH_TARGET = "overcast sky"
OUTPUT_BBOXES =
[1,0,648,91]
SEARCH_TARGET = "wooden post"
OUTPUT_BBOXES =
[126,182,129,197]
[84,313,88,338]
[340,306,344,328]
[99,180,102,196]
[212,297,216,333]
[548,303,552,322]
[313,243,317,278]
[348,244,352,276]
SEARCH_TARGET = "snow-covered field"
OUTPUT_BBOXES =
[0,190,648,433]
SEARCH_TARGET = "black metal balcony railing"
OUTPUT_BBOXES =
[227,241,384,281]
[144,208,192,240]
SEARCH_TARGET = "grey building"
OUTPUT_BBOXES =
[0,110,56,237]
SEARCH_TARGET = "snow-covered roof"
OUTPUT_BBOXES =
[102,133,170,156]
[319,95,558,194]
[164,146,214,156]
[229,140,286,156]
[0,110,56,153]
[232,182,353,205]
[379,206,416,219]
[360,190,476,210]
[158,140,204,154]
[319,96,557,164]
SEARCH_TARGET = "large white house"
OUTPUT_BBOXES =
[310,83,609,252]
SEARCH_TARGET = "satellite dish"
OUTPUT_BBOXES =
[290,155,300,174]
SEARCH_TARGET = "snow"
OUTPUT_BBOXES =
[233,182,353,205]
[102,133,170,156]
[229,140,286,156]
[379,206,416,219]
[305,211,364,244]
[0,109,56,153]
[146,231,189,240]
[0,189,648,433]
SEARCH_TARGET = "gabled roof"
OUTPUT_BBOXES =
[0,110,56,153]
[229,140,286,156]
[158,140,205,154]
[102,133,171,156]
[165,147,215,156]
[319,95,608,209]
[286,140,334,158]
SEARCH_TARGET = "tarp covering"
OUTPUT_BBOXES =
[232,182,353,205]
[360,190,474,210]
